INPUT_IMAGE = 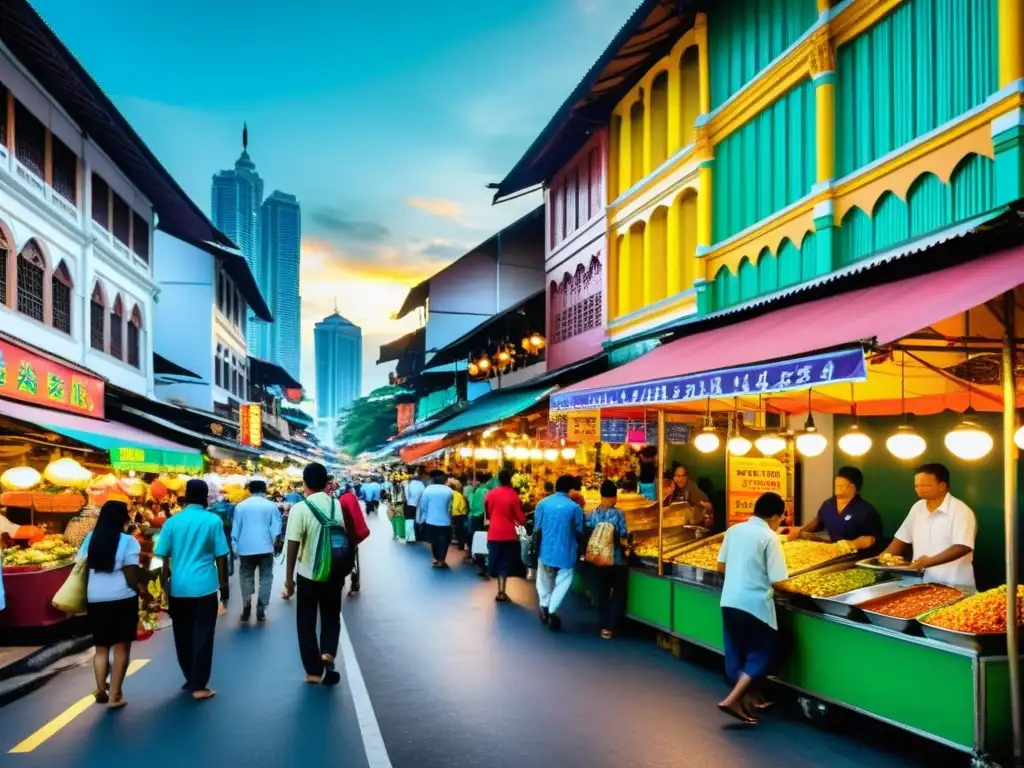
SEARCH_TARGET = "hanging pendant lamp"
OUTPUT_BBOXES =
[693,397,720,453]
[838,388,872,457]
[943,350,993,461]
[795,389,828,457]
[886,352,926,460]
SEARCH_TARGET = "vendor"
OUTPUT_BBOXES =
[664,464,713,527]
[637,447,658,501]
[788,467,882,551]
[883,463,976,589]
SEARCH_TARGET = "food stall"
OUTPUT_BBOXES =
[549,249,1024,766]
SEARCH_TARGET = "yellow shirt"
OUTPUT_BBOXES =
[451,492,468,517]
[285,492,343,580]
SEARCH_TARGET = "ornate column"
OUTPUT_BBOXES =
[994,0,1024,205]
[618,107,632,198]
[999,0,1024,87]
[642,87,653,179]
[695,13,710,117]
[617,230,632,318]
[810,27,837,276]
[694,124,713,258]
[667,65,681,157]
[666,199,682,296]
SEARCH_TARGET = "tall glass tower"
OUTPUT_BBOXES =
[261,191,302,380]
[211,124,265,350]
[314,312,362,447]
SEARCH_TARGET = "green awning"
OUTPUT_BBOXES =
[43,427,204,473]
[419,385,554,439]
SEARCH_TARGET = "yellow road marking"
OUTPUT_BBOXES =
[8,659,150,754]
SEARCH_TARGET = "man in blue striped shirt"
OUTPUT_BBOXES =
[534,475,584,631]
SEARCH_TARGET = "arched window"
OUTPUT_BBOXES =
[110,295,124,360]
[0,229,9,307]
[17,242,45,322]
[127,306,142,368]
[51,261,72,334]
[90,284,106,351]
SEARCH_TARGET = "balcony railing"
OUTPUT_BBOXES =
[0,150,81,226]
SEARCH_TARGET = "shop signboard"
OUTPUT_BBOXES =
[550,347,866,413]
[727,456,787,527]
[600,418,628,443]
[548,415,567,439]
[567,410,599,443]
[396,402,415,433]
[239,404,263,447]
[111,445,204,473]
[0,338,104,418]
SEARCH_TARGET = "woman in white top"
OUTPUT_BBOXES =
[77,499,142,709]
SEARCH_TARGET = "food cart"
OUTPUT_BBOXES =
[549,249,1024,767]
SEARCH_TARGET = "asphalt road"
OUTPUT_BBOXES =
[1,512,964,767]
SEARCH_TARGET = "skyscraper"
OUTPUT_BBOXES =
[314,311,362,447]
[211,125,264,350]
[261,191,302,380]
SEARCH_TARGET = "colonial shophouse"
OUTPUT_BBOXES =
[0,1,240,399]
[495,0,1024,349]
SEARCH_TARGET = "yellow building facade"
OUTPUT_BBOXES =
[605,0,1024,344]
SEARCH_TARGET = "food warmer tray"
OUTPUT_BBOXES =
[857,585,967,635]
[810,578,919,621]
[666,533,725,585]
[856,556,925,576]
[774,562,900,615]
[917,608,1010,654]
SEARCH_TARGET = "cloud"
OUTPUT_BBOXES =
[309,206,390,244]
[418,238,470,260]
[405,197,468,225]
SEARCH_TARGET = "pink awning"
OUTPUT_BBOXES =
[556,246,1024,407]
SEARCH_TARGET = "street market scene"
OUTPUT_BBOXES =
[1,0,1024,766]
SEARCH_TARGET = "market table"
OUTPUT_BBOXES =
[0,563,74,629]
[626,568,1013,765]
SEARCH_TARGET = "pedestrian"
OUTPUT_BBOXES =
[448,477,468,551]
[362,476,382,515]
[405,468,426,543]
[209,489,235,616]
[79,499,142,708]
[485,470,525,602]
[155,479,230,701]
[465,472,487,563]
[417,470,454,568]
[585,481,630,639]
[388,476,407,540]
[232,478,282,623]
[339,484,368,596]
[283,463,348,686]
[716,491,789,725]
[534,475,584,631]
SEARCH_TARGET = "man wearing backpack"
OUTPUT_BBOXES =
[283,463,352,686]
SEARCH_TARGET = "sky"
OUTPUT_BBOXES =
[31,0,626,400]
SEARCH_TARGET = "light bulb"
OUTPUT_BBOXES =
[513,446,530,460]
[561,447,576,460]
[478,357,491,371]
[943,421,993,461]
[838,425,872,457]
[795,430,828,457]
[1015,424,1024,451]
[693,426,720,453]
[498,350,510,363]
[543,449,559,462]
[529,448,543,460]
[726,435,752,456]
[530,333,544,348]
[468,363,479,376]
[458,447,474,458]
[1,466,42,491]
[754,433,787,457]
[886,425,926,460]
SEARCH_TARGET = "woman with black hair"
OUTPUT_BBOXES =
[78,498,142,709]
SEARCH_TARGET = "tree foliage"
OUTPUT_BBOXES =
[337,386,401,456]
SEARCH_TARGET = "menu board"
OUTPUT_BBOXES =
[567,411,599,442]
[600,418,628,443]
[727,456,787,526]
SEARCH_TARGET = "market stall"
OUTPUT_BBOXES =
[549,248,1024,766]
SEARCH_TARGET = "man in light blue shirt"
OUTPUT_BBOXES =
[417,470,454,568]
[715,492,788,724]
[155,479,230,700]
[534,475,584,630]
[232,478,282,623]
[403,470,427,542]
[362,478,382,515]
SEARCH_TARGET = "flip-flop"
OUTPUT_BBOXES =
[718,703,758,725]
[192,689,217,701]
[94,690,109,705]
[108,695,127,709]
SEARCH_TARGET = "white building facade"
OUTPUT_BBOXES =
[0,49,156,396]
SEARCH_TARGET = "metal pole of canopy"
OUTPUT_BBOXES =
[1001,290,1021,766]
[657,409,666,577]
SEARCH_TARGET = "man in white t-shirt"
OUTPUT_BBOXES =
[883,463,977,589]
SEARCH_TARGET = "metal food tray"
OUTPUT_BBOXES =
[917,607,1010,654]
[811,578,917,621]
[858,585,967,634]
[856,556,924,575]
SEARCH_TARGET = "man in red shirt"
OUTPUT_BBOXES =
[339,485,370,596]
[485,470,526,603]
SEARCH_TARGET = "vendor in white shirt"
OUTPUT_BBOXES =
[882,463,977,589]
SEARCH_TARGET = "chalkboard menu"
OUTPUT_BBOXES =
[596,418,690,445]
[600,418,628,444]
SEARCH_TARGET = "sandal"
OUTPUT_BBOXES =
[600,629,614,640]
[94,689,109,705]
[108,694,127,709]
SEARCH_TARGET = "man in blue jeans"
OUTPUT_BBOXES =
[232,478,282,623]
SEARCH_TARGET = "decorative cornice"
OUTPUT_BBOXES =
[807,26,835,76]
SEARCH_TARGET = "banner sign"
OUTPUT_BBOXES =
[396,402,415,433]
[111,446,204,473]
[566,411,599,443]
[549,347,866,413]
[727,456,788,527]
[0,338,104,418]
[239,404,263,448]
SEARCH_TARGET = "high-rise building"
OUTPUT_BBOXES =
[261,191,302,380]
[211,125,264,351]
[314,311,362,447]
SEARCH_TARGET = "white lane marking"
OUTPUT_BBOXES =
[340,612,392,768]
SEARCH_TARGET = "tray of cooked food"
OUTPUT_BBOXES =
[917,585,1024,654]
[857,583,967,634]
[775,564,899,614]
[856,553,925,574]
[632,526,710,570]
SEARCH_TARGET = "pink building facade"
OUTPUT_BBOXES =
[544,130,608,371]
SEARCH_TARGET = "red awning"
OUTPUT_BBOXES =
[560,246,1024,403]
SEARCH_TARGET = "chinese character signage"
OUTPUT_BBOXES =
[0,338,104,418]
[727,456,788,526]
[549,347,866,413]
[239,404,263,447]
[567,411,599,443]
